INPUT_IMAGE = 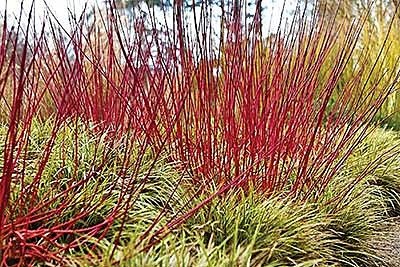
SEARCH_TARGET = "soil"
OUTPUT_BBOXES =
[370,217,400,267]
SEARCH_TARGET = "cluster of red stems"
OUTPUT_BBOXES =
[0,0,399,265]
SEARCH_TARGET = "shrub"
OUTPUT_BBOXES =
[1,0,399,265]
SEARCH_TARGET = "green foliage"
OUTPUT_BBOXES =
[315,0,400,129]
[115,0,170,8]
[54,127,400,267]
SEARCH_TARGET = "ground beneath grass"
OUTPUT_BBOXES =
[371,217,400,267]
